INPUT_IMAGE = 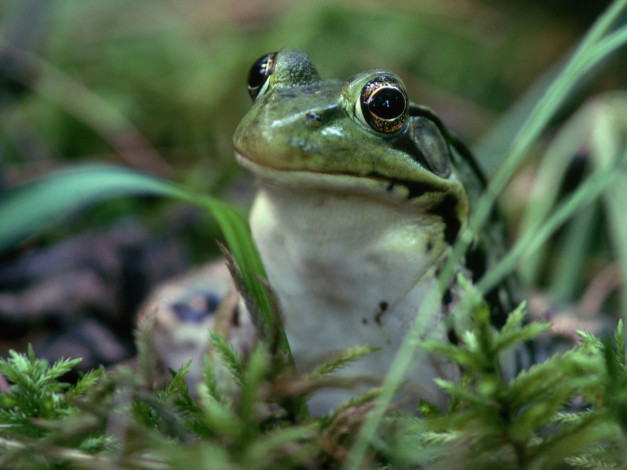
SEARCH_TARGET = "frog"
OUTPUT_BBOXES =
[233,48,511,413]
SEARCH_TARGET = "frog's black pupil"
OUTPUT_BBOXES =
[369,88,404,119]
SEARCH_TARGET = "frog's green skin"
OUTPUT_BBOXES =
[234,48,501,412]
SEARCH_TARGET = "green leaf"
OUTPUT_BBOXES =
[492,322,551,354]
[209,331,245,387]
[307,345,378,379]
[499,302,527,336]
[433,379,489,407]
[507,350,602,409]
[615,320,626,361]
[577,330,603,348]
[238,345,270,421]
[202,354,229,404]
[416,339,476,368]
[66,368,103,399]
[163,361,192,397]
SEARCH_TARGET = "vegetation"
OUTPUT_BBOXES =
[1,285,627,468]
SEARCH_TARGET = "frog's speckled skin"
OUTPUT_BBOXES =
[234,48,496,413]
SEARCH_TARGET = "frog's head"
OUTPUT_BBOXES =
[233,48,472,244]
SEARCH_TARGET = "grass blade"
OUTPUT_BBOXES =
[478,147,627,295]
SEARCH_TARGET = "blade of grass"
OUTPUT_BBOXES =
[549,204,598,301]
[478,147,627,296]
[517,108,591,284]
[0,164,168,250]
[602,174,627,321]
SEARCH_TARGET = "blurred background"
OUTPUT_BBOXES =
[0,0,624,375]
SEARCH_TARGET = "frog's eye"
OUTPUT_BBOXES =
[247,52,277,100]
[358,76,408,134]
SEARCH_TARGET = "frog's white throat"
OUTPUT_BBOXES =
[249,180,458,412]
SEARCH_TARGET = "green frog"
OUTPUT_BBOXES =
[233,48,510,413]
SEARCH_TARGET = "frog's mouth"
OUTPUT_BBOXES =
[235,150,451,198]
[235,150,465,245]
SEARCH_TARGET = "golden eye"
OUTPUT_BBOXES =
[247,52,277,100]
[359,76,408,134]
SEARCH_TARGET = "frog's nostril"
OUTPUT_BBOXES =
[305,105,343,128]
